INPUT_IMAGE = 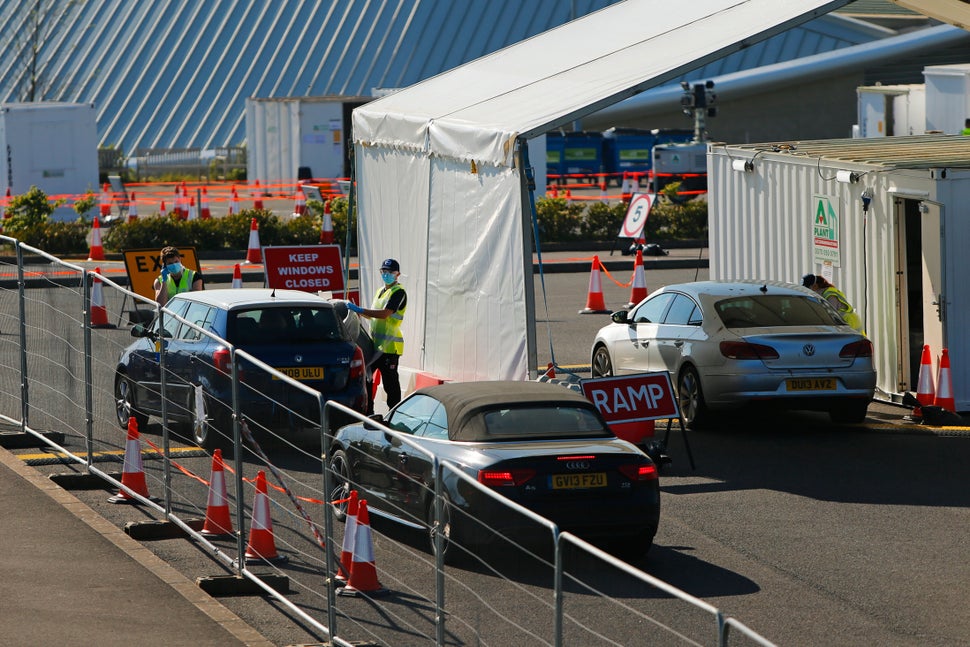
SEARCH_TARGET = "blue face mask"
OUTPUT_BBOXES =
[166,262,184,275]
[381,271,396,285]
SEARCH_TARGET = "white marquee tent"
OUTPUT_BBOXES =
[351,0,856,384]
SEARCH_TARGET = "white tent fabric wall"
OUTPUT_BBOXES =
[353,0,853,382]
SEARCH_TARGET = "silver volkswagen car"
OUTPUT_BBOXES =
[590,280,876,428]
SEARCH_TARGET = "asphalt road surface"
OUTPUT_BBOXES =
[4,266,970,646]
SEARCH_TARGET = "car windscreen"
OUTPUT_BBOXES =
[715,294,843,328]
[481,406,613,440]
[228,307,346,344]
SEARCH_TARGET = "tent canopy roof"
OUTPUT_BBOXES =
[353,0,853,167]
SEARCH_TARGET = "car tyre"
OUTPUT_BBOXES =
[189,390,226,451]
[115,374,148,431]
[591,345,614,378]
[606,526,655,562]
[329,450,352,522]
[678,365,709,430]
[829,400,869,424]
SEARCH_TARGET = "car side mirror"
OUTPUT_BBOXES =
[363,413,384,430]
[611,310,631,324]
[130,324,156,340]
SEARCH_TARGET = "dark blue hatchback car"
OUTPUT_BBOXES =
[115,288,368,449]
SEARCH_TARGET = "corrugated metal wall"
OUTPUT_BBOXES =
[0,0,618,152]
[708,146,909,405]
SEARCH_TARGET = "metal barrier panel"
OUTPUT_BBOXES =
[0,237,775,647]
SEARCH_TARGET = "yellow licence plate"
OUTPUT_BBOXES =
[551,473,607,490]
[274,366,324,381]
[786,378,836,391]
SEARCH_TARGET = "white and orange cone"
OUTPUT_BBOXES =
[89,267,114,329]
[174,185,184,219]
[201,449,234,538]
[337,499,389,596]
[159,200,168,218]
[87,217,105,261]
[187,196,197,221]
[228,187,239,216]
[625,248,648,308]
[244,470,287,563]
[934,348,955,413]
[108,417,151,503]
[293,186,306,216]
[127,192,138,223]
[320,198,334,244]
[99,183,112,219]
[1,187,10,220]
[336,490,359,582]
[252,180,264,211]
[231,263,243,289]
[244,217,262,264]
[579,256,610,314]
[200,187,211,219]
[913,344,935,419]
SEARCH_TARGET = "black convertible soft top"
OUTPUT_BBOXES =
[413,381,611,442]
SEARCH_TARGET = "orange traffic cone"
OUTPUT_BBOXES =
[293,186,306,216]
[187,196,197,221]
[244,470,287,563]
[87,217,105,261]
[201,449,234,537]
[336,490,359,582]
[200,187,211,219]
[99,183,112,219]
[934,349,955,413]
[579,256,610,314]
[545,362,556,378]
[173,185,184,219]
[1,187,10,220]
[913,344,935,419]
[549,185,559,198]
[159,200,168,217]
[127,192,138,223]
[599,179,608,202]
[231,263,243,289]
[227,187,238,216]
[245,217,262,264]
[252,180,264,211]
[337,499,389,596]
[89,267,114,329]
[625,248,648,308]
[320,198,334,244]
[564,189,572,200]
[108,417,151,503]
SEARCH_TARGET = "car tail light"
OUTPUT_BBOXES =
[478,468,536,487]
[840,339,873,358]
[618,463,658,482]
[719,340,780,360]
[350,346,365,380]
[213,348,232,374]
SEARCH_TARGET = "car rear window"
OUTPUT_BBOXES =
[715,295,841,328]
[482,406,612,439]
[229,307,345,344]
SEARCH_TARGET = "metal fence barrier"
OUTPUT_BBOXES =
[0,235,775,647]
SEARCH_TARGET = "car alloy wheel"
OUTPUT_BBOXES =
[591,345,614,378]
[678,365,708,429]
[114,374,147,431]
[328,450,352,522]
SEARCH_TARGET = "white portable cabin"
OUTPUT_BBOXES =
[709,135,970,410]
[856,84,926,138]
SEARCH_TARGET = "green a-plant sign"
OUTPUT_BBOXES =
[811,194,840,267]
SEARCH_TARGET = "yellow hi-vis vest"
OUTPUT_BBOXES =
[161,269,197,298]
[822,285,864,333]
[371,283,405,355]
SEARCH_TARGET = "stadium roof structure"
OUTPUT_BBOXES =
[0,0,899,154]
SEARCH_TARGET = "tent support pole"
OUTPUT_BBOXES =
[517,138,539,380]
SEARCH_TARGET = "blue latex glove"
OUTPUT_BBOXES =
[160,266,169,281]
[347,302,363,314]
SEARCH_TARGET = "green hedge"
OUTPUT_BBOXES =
[2,187,707,255]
